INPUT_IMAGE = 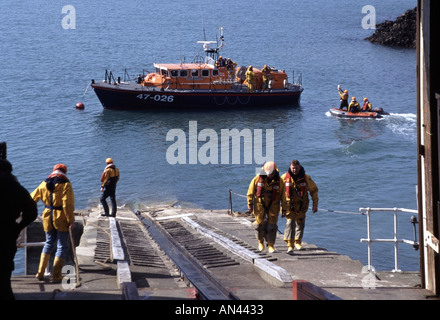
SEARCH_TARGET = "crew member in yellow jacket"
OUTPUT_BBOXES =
[338,85,349,110]
[31,164,75,283]
[247,161,284,253]
[261,64,271,92]
[281,160,318,252]
[348,97,360,112]
[245,65,256,93]
[100,158,120,217]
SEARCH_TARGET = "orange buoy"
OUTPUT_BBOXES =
[76,102,85,110]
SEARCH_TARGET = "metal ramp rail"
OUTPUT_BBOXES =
[359,207,419,272]
[16,226,45,275]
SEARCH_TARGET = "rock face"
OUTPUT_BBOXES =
[365,7,416,48]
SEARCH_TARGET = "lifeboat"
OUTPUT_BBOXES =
[91,28,303,111]
[329,107,389,119]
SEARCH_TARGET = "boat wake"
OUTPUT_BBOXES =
[327,110,417,143]
[388,112,417,120]
[384,112,417,139]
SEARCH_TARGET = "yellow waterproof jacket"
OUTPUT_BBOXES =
[281,172,318,219]
[247,173,284,225]
[348,101,360,112]
[101,165,119,187]
[339,91,348,101]
[262,67,271,81]
[31,179,75,232]
[245,70,255,84]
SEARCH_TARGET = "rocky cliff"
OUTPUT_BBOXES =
[365,7,416,48]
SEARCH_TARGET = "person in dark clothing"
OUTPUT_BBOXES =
[0,159,37,300]
[100,158,119,217]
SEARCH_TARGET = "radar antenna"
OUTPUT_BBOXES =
[196,27,225,64]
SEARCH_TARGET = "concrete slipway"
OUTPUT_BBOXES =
[11,206,436,301]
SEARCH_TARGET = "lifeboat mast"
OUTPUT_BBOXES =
[196,27,225,66]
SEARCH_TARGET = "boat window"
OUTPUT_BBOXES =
[212,69,219,77]
[191,69,199,78]
[170,70,178,77]
[155,67,160,74]
[201,69,210,77]
[161,69,168,76]
[180,70,188,77]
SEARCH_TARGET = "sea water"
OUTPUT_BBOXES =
[0,0,419,274]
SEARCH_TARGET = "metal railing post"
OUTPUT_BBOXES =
[360,207,418,272]
[393,207,401,272]
[228,189,233,214]
[24,228,27,275]
[17,227,46,275]
[366,208,372,271]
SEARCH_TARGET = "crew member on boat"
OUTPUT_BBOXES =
[281,160,318,252]
[226,58,237,80]
[338,86,349,110]
[245,65,256,93]
[348,97,360,112]
[261,65,271,92]
[216,56,226,67]
[247,161,283,253]
[362,97,372,111]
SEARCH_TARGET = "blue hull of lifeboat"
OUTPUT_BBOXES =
[91,82,303,111]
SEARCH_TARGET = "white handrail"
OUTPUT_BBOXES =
[16,228,45,275]
[359,207,419,272]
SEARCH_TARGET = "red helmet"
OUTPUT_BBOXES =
[53,164,67,173]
